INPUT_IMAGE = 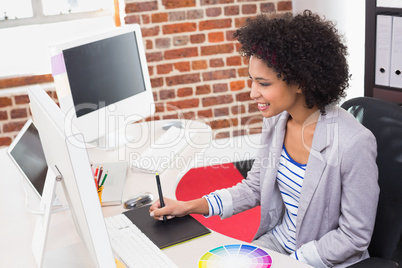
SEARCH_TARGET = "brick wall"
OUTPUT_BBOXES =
[123,0,292,139]
[0,0,292,148]
[0,85,58,147]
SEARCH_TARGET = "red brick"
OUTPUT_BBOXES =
[215,107,229,117]
[163,114,179,120]
[142,14,150,24]
[278,1,292,11]
[126,1,158,13]
[166,73,201,86]
[190,34,205,44]
[199,19,232,31]
[174,62,191,72]
[3,121,25,132]
[238,67,249,77]
[236,92,251,102]
[146,40,153,49]
[165,47,198,60]
[261,3,275,13]
[187,10,203,20]
[125,15,141,24]
[249,127,262,135]
[233,129,247,137]
[231,104,246,114]
[214,131,230,139]
[230,80,245,91]
[151,13,168,23]
[162,0,196,9]
[192,60,208,70]
[169,11,186,21]
[208,32,224,43]
[0,137,12,147]
[196,85,211,95]
[14,94,29,104]
[0,97,12,107]
[157,63,173,75]
[224,6,239,16]
[0,110,7,120]
[201,0,234,5]
[202,69,236,81]
[177,87,193,97]
[141,26,160,37]
[202,94,234,107]
[209,118,238,129]
[226,30,237,41]
[151,77,164,88]
[210,58,224,68]
[206,7,221,17]
[11,108,27,119]
[167,98,199,110]
[146,52,163,62]
[241,115,263,126]
[159,89,176,100]
[242,4,257,14]
[198,109,213,118]
[227,56,242,66]
[183,111,196,119]
[248,102,259,113]
[162,23,197,34]
[173,36,189,46]
[148,66,154,76]
[155,103,165,113]
[235,17,252,28]
[213,83,228,93]
[201,44,234,56]
[155,38,171,49]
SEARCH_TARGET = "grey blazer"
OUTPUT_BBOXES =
[222,105,379,267]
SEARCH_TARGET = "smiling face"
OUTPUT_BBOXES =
[249,56,304,118]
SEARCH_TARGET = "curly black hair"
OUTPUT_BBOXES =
[234,10,349,113]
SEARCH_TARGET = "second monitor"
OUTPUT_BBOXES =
[49,24,155,148]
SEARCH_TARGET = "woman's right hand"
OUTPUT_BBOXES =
[149,197,209,221]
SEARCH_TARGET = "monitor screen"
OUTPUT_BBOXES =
[50,24,155,146]
[63,32,146,118]
[7,119,48,197]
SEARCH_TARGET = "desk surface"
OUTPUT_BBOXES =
[0,120,312,268]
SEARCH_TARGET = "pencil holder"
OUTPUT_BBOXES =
[98,185,104,204]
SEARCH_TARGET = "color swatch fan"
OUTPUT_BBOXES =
[198,244,272,268]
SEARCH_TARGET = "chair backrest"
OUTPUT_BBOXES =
[341,97,402,260]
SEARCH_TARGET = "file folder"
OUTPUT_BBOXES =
[375,15,393,86]
[390,16,402,88]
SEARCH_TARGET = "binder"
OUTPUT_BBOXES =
[390,16,402,88]
[375,15,393,86]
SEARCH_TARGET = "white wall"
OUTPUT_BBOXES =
[292,0,366,102]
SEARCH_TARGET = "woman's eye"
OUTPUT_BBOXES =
[260,83,271,87]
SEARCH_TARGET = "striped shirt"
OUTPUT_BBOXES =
[272,145,306,253]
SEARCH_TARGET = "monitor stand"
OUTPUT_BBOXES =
[31,168,61,268]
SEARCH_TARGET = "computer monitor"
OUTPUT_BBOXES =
[28,85,115,267]
[49,24,155,148]
[7,119,48,200]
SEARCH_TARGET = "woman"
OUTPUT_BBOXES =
[150,10,379,267]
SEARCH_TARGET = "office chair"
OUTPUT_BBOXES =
[341,97,402,268]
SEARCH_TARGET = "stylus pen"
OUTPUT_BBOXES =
[155,173,167,223]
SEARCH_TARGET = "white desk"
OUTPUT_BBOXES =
[0,120,312,268]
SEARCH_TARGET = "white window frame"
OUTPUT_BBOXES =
[0,0,112,28]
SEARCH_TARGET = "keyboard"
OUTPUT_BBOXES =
[105,214,178,268]
[131,126,192,173]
